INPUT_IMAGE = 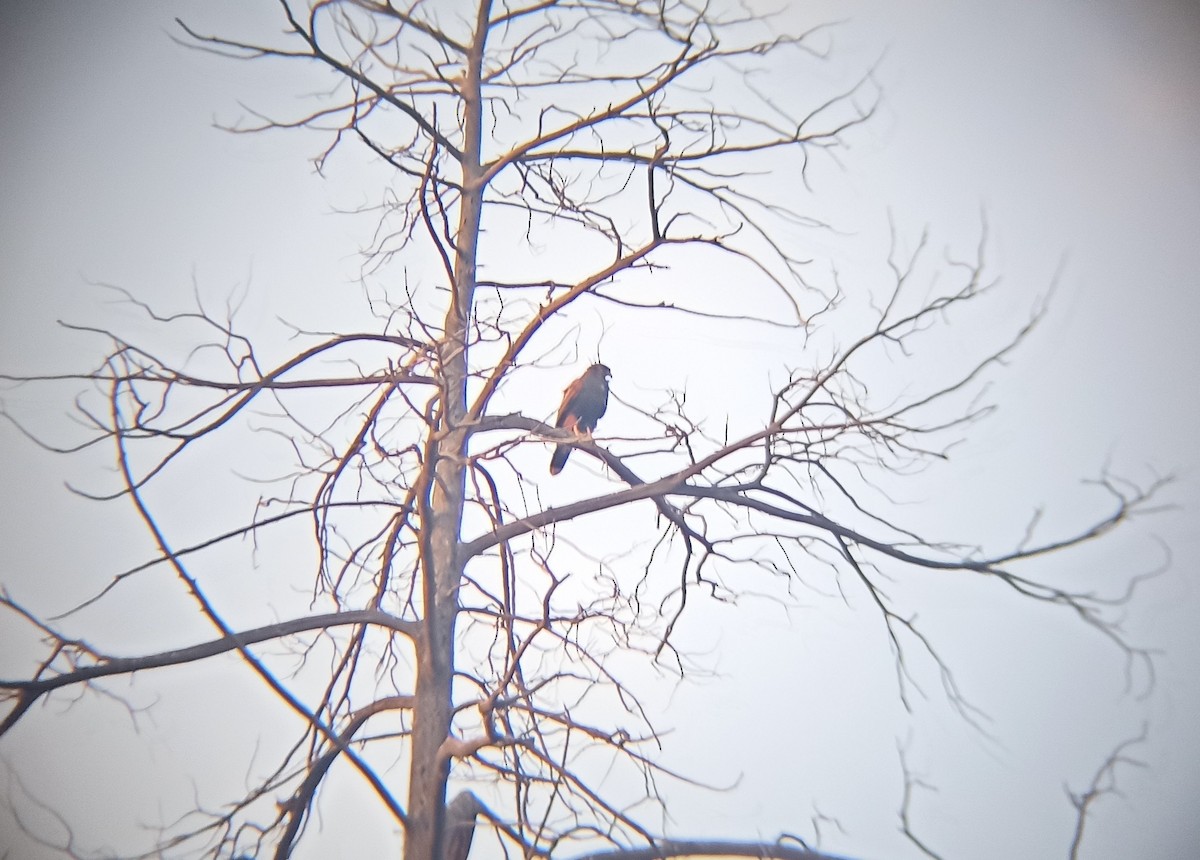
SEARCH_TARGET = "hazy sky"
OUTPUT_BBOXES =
[1,1,1198,859]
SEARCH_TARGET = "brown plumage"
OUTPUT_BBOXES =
[444,791,486,860]
[549,363,612,475]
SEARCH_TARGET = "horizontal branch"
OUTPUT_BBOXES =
[569,840,861,860]
[462,415,1158,611]
[0,608,419,736]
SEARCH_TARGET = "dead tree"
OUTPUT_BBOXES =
[0,2,1164,859]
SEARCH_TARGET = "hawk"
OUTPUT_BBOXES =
[443,791,486,860]
[549,363,612,475]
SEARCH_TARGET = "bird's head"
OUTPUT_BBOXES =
[591,363,612,381]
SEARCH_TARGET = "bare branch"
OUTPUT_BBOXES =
[1067,725,1149,860]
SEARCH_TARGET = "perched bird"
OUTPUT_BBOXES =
[444,790,487,860]
[549,363,612,475]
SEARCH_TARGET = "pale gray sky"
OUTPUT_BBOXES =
[1,1,1197,859]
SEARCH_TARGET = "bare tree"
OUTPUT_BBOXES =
[0,2,1164,859]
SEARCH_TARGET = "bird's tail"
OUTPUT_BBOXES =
[549,443,571,475]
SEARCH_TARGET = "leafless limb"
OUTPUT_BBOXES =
[1067,724,1149,860]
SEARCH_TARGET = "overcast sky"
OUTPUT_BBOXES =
[1,1,1198,859]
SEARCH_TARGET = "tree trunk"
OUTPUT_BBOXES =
[402,4,491,858]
